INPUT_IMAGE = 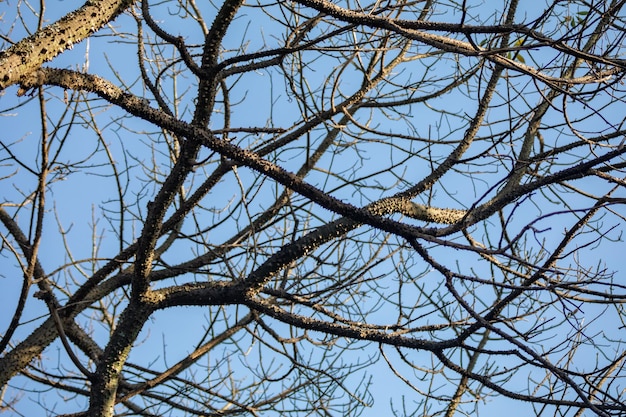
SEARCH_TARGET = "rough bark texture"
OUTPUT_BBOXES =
[0,0,134,90]
[2,1,626,416]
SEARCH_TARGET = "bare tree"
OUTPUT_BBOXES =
[1,0,626,416]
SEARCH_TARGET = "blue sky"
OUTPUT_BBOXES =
[1,1,626,416]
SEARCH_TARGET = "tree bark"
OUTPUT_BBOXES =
[0,0,134,90]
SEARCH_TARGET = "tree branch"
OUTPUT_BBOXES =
[0,0,135,90]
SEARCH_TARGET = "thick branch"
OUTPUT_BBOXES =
[0,0,135,90]
[88,298,154,417]
[17,69,456,248]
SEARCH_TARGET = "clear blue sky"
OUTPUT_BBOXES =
[1,1,625,416]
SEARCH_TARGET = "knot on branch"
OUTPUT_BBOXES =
[17,69,46,96]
